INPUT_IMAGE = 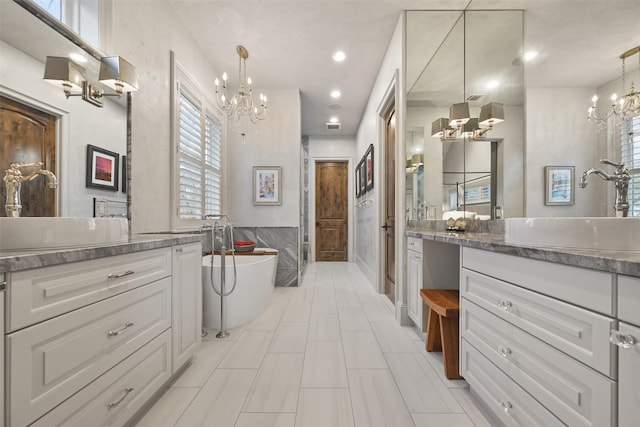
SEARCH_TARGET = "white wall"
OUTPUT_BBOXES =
[355,14,404,303]
[226,89,301,227]
[308,136,356,261]
[0,41,126,218]
[526,88,603,217]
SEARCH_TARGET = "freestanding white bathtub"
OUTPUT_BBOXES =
[202,249,278,330]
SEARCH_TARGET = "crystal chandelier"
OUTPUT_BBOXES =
[588,46,640,128]
[214,45,267,128]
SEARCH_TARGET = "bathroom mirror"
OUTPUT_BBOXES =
[406,10,524,220]
[0,0,128,218]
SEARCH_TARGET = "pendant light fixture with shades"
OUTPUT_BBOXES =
[431,101,505,141]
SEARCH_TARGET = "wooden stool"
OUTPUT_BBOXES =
[420,289,462,379]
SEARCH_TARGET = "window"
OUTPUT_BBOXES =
[621,115,640,216]
[33,0,104,48]
[173,58,223,228]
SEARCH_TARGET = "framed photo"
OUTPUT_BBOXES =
[253,166,282,205]
[355,161,361,198]
[359,157,367,195]
[544,166,574,205]
[86,144,119,191]
[121,155,127,193]
[364,143,374,191]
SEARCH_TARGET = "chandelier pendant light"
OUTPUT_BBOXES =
[588,45,640,128]
[215,45,267,128]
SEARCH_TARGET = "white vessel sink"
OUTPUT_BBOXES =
[505,217,640,251]
[0,217,129,251]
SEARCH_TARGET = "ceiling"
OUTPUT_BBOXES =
[168,0,640,137]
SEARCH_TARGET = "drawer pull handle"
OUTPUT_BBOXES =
[108,270,135,279]
[176,247,183,253]
[610,330,636,349]
[499,401,513,412]
[498,300,513,310]
[498,345,512,357]
[108,387,134,409]
[108,322,134,337]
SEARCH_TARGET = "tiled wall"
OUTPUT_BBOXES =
[232,226,299,287]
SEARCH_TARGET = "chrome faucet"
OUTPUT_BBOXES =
[579,159,630,217]
[4,162,58,217]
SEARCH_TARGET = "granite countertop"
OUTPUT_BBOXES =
[0,233,202,273]
[407,228,640,277]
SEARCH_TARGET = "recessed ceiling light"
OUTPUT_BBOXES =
[331,90,341,98]
[329,117,339,123]
[332,51,346,62]
[69,52,88,63]
[524,51,539,62]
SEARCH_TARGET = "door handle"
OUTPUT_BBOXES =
[381,224,391,230]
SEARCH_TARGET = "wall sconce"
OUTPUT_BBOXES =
[44,55,138,107]
[431,102,504,140]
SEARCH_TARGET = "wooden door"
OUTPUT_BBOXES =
[384,110,396,302]
[315,161,348,261]
[1,96,57,217]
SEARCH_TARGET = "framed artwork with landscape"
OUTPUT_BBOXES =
[86,144,119,191]
[253,166,282,205]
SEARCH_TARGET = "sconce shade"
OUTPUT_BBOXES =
[43,56,87,91]
[479,102,505,126]
[462,117,479,138]
[411,154,424,166]
[449,102,470,127]
[431,118,450,137]
[99,56,138,93]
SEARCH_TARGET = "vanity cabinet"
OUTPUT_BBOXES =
[171,243,202,372]
[3,241,202,427]
[460,247,616,426]
[407,237,423,326]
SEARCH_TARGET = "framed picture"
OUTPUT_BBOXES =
[253,166,282,205]
[544,166,574,205]
[355,161,361,198]
[86,144,119,191]
[364,143,374,191]
[359,157,367,195]
[121,155,127,193]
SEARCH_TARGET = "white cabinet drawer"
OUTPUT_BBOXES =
[618,275,640,326]
[461,339,565,427]
[462,298,615,427]
[407,237,423,254]
[7,247,172,332]
[31,330,172,427]
[6,278,171,427]
[462,247,614,315]
[461,268,616,377]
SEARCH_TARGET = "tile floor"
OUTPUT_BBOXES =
[134,262,491,427]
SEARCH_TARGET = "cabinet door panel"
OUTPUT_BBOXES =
[618,322,640,427]
[407,250,422,327]
[461,268,615,377]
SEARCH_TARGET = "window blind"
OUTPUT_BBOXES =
[178,84,222,219]
[621,115,640,216]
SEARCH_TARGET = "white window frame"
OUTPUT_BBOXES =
[621,115,640,217]
[170,52,225,231]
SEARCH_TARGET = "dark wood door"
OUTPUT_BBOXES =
[1,96,57,217]
[384,110,396,303]
[315,161,348,261]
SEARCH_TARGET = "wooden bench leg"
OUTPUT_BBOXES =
[440,316,462,379]
[425,308,441,352]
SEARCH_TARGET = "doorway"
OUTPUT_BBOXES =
[315,161,348,261]
[0,96,57,217]
[383,109,396,303]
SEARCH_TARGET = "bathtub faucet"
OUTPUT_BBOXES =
[579,159,630,217]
